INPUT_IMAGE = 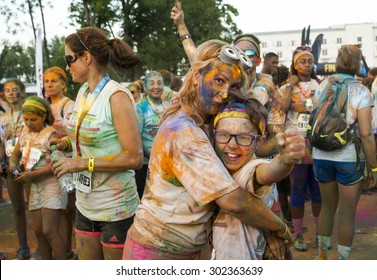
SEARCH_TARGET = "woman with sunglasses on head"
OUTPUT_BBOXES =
[211,98,303,260]
[1,79,31,259]
[312,45,377,260]
[170,1,285,161]
[279,45,322,252]
[43,66,76,259]
[51,27,143,260]
[122,40,301,260]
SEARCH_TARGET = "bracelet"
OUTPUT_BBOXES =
[275,223,289,239]
[88,157,95,172]
[61,137,72,152]
[371,167,377,172]
[179,33,191,42]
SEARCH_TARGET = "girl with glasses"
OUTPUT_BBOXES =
[211,99,303,260]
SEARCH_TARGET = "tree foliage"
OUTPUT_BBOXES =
[1,0,240,88]
[68,0,240,80]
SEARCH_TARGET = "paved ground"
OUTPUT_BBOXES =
[0,184,376,260]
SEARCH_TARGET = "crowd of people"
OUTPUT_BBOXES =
[1,0,377,261]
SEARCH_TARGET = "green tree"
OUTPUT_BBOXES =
[0,42,34,82]
[68,0,240,80]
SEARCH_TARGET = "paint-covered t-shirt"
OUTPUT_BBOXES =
[0,108,25,160]
[212,159,275,260]
[251,73,285,125]
[67,80,139,222]
[136,98,169,163]
[51,96,74,138]
[312,74,372,162]
[131,110,239,253]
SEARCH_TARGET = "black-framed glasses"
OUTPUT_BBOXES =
[214,131,259,146]
[244,49,256,58]
[64,54,80,67]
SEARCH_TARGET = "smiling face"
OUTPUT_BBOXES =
[145,75,164,101]
[23,112,46,132]
[214,117,261,172]
[198,61,244,116]
[4,82,22,105]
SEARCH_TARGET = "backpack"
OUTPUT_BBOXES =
[306,76,358,151]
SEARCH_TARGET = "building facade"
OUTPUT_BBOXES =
[255,22,377,72]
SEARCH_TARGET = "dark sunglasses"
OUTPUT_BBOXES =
[64,54,80,67]
[244,49,257,58]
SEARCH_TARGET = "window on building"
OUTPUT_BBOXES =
[291,40,295,46]
[357,37,362,42]
[375,36,377,41]
[278,52,282,58]
[322,49,328,56]
[262,42,267,48]
[323,38,327,44]
[337,38,342,44]
[277,41,282,47]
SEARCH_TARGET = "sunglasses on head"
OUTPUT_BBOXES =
[64,54,81,67]
[244,49,257,58]
[296,45,312,52]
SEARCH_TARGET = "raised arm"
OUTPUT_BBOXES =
[171,0,197,65]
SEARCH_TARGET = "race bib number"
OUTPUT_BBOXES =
[73,171,92,193]
[21,147,42,171]
[5,138,18,157]
[297,112,310,133]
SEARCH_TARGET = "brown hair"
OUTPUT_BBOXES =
[335,45,361,75]
[44,66,68,93]
[162,39,248,126]
[65,27,139,70]
[22,96,54,126]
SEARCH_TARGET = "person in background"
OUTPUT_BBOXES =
[279,45,321,251]
[10,96,67,260]
[211,99,303,260]
[135,79,146,100]
[122,40,294,260]
[1,79,30,259]
[313,45,377,260]
[261,52,279,75]
[51,26,143,260]
[135,71,169,198]
[43,66,76,260]
[0,124,6,205]
[159,69,178,102]
[128,81,143,103]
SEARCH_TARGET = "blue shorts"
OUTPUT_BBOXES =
[313,159,365,185]
[75,210,134,248]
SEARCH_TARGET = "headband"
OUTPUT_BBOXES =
[234,37,261,57]
[22,99,46,113]
[294,51,314,64]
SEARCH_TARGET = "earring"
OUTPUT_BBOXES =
[221,92,228,99]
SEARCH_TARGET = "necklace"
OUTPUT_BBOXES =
[296,80,313,99]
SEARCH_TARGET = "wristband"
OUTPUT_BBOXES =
[275,223,289,239]
[179,33,191,42]
[371,167,377,172]
[88,157,95,172]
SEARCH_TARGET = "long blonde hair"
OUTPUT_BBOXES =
[162,39,248,126]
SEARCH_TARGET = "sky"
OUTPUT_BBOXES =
[1,0,376,45]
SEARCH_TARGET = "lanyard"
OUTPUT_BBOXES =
[296,81,313,99]
[23,131,41,169]
[11,108,22,146]
[75,74,110,157]
[147,97,164,119]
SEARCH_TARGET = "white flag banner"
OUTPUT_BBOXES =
[35,28,43,98]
